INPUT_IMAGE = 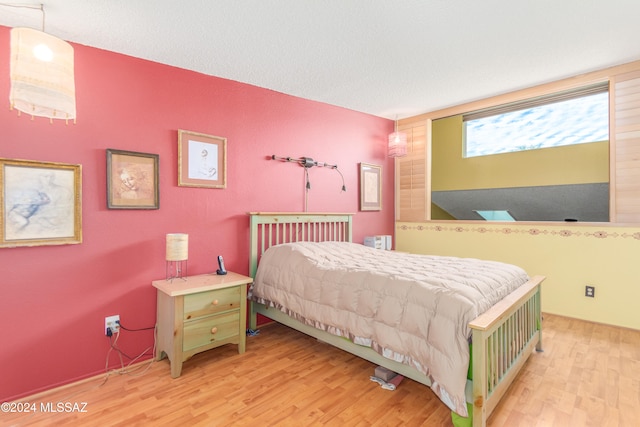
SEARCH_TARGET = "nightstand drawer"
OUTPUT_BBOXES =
[184,287,241,320]
[183,311,241,351]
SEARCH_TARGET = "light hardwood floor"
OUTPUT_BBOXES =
[4,314,640,426]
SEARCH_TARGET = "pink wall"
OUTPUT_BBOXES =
[0,26,395,401]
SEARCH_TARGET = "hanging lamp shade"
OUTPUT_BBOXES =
[9,27,76,122]
[388,129,407,157]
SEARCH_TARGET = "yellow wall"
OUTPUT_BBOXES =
[432,115,609,191]
[396,221,640,330]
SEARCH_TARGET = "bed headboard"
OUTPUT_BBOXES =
[248,212,353,277]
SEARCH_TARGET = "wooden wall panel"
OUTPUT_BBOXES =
[396,123,427,221]
[613,70,640,223]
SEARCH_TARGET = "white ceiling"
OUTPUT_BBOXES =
[2,0,640,119]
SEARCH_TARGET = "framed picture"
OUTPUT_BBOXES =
[106,149,159,209]
[1,158,82,248]
[178,130,227,188]
[359,163,382,211]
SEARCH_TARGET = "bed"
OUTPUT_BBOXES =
[248,212,544,427]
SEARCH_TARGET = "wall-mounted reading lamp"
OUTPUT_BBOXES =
[271,155,346,211]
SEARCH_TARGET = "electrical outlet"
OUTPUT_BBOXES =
[585,286,595,298]
[105,315,120,335]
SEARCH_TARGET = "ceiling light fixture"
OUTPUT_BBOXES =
[388,117,407,158]
[3,3,76,123]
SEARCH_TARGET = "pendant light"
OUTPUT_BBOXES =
[388,117,407,157]
[7,4,76,123]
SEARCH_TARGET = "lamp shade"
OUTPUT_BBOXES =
[9,27,76,122]
[388,131,407,157]
[166,234,188,261]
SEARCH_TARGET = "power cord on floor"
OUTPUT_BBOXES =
[4,321,158,424]
[104,322,157,380]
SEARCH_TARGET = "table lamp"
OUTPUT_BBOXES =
[166,233,188,281]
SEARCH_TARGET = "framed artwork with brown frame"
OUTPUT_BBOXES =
[0,158,82,248]
[106,149,159,210]
[359,162,382,211]
[178,129,227,188]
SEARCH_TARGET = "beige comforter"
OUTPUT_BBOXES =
[250,241,529,417]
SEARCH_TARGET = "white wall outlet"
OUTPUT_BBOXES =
[105,315,120,335]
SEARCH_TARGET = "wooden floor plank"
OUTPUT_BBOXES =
[4,313,640,426]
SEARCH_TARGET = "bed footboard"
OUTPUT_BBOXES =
[469,275,544,427]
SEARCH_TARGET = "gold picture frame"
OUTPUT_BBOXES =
[178,129,227,188]
[106,149,159,209]
[0,158,82,248]
[359,162,382,211]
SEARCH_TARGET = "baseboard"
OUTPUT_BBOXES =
[8,359,152,403]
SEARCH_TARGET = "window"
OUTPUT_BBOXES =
[474,210,516,221]
[464,83,609,158]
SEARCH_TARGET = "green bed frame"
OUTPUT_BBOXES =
[247,212,544,427]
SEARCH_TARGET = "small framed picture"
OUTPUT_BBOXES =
[178,130,227,188]
[1,158,82,248]
[106,149,159,209]
[359,163,382,211]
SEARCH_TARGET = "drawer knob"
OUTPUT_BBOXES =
[212,299,219,305]
[211,327,218,334]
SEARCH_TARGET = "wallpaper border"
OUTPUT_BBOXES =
[397,223,640,240]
